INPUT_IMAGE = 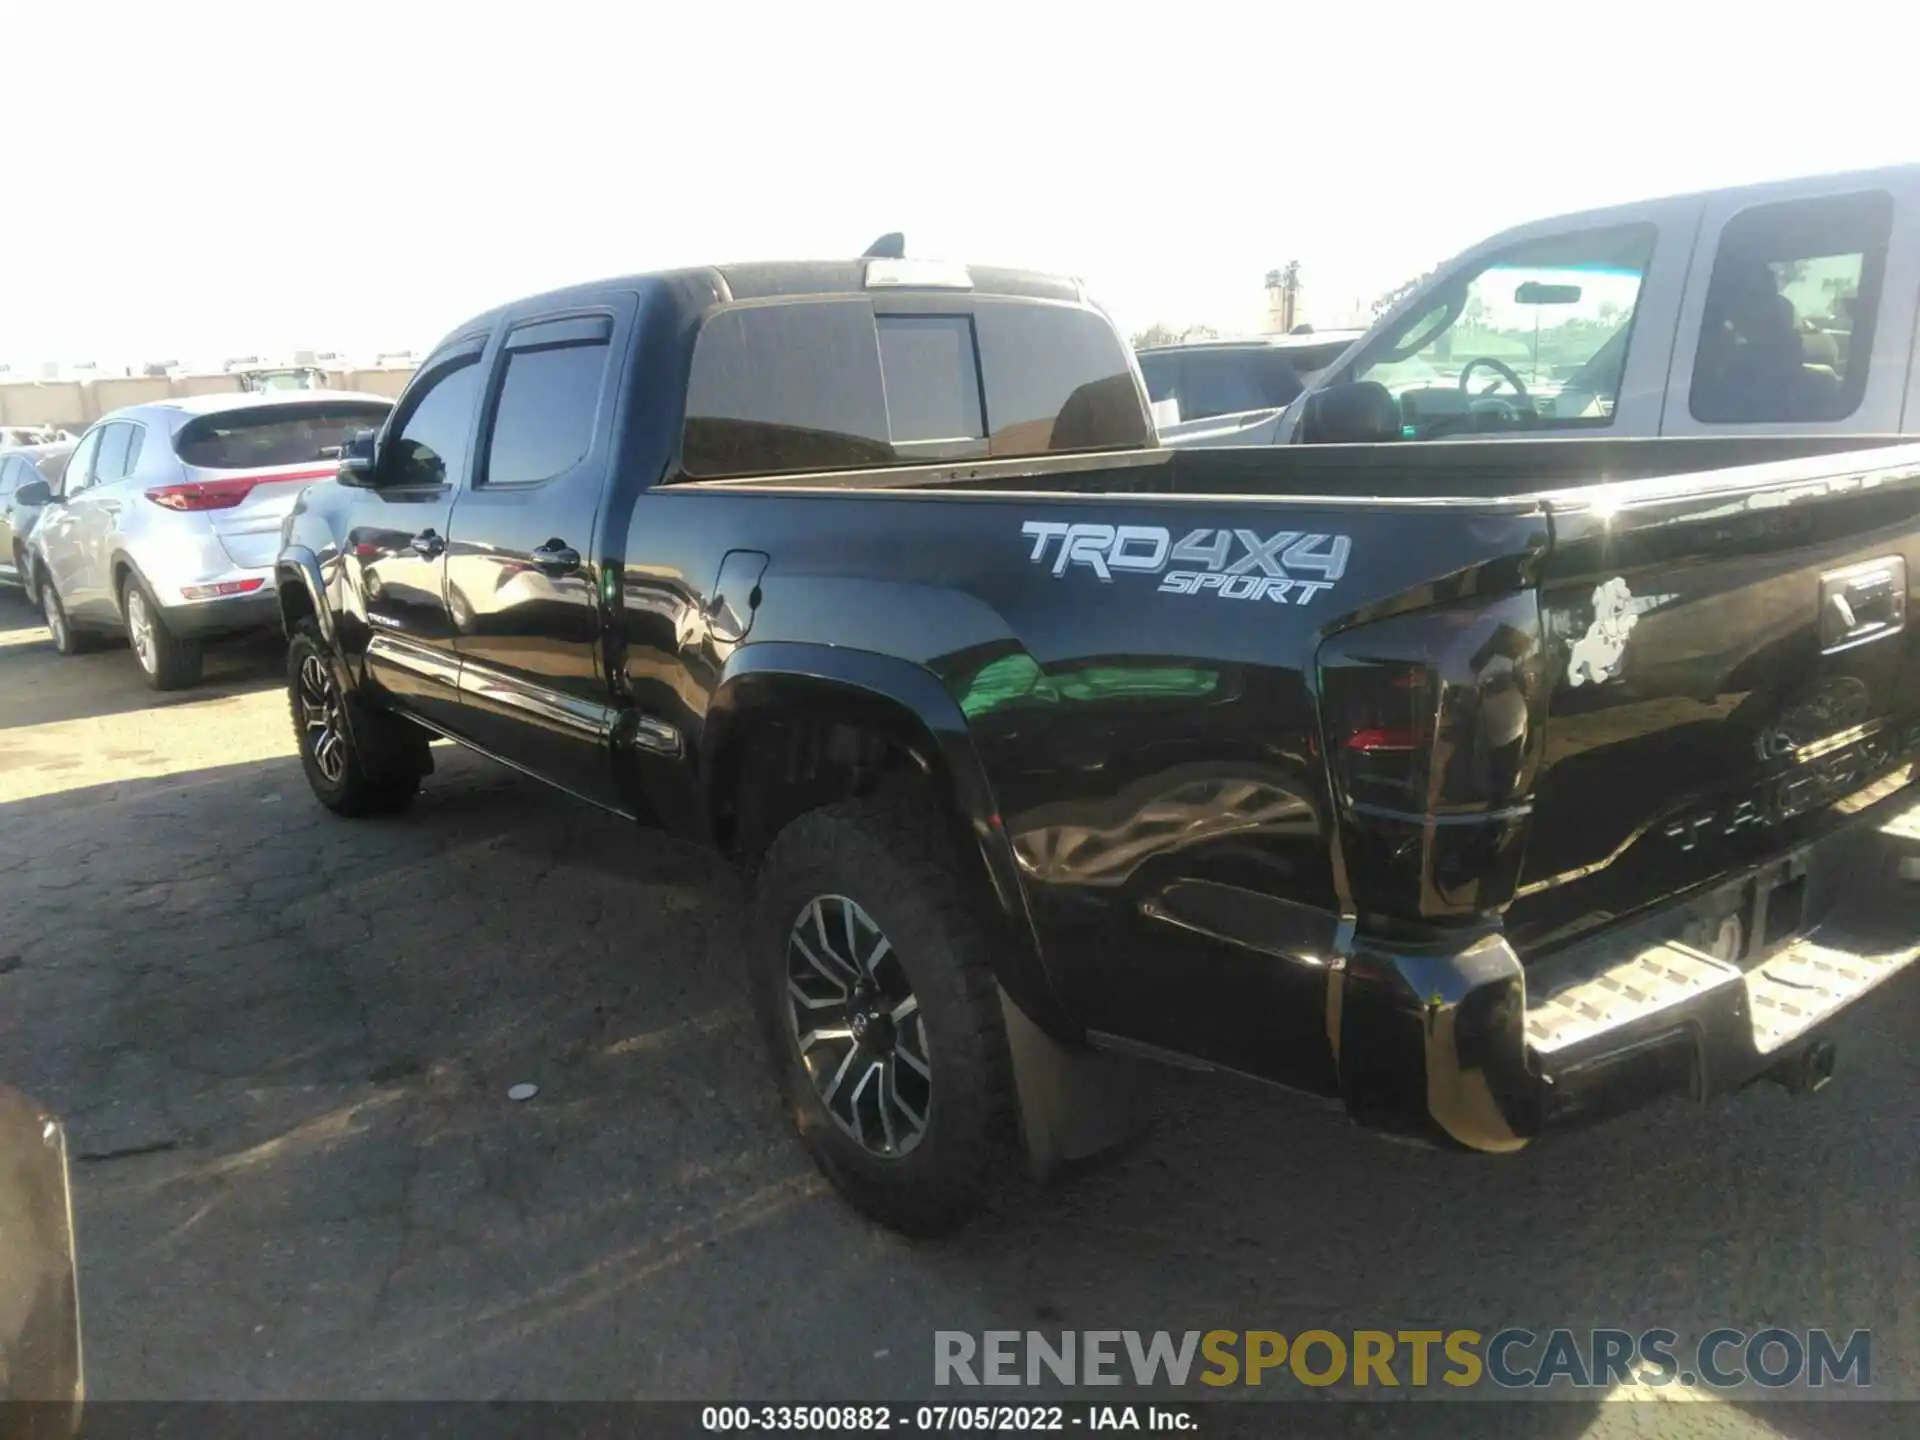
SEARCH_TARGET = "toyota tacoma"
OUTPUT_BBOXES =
[276,250,1920,1234]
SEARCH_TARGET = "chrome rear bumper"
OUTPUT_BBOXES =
[1335,779,1920,1151]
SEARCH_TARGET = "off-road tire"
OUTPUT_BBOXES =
[750,793,1016,1236]
[287,618,429,817]
[120,572,204,691]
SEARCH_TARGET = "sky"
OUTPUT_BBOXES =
[5,0,1918,369]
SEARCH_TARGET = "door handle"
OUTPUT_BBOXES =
[530,539,580,575]
[410,529,446,560]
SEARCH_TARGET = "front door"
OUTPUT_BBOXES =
[34,426,104,619]
[353,340,485,735]
[444,306,630,809]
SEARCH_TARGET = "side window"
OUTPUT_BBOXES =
[94,423,136,482]
[61,428,102,495]
[1689,190,1893,425]
[482,318,612,486]
[386,357,482,487]
[1179,351,1301,420]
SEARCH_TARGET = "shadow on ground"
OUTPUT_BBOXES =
[0,592,285,731]
[0,747,1913,1434]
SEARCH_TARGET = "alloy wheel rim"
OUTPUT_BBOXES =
[297,652,348,783]
[44,590,65,647]
[126,588,156,673]
[785,894,931,1159]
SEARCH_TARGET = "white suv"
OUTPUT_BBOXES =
[28,391,391,689]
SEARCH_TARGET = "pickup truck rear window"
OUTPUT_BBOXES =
[174,401,393,470]
[680,297,1148,479]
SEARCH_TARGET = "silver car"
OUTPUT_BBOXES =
[27,391,392,689]
[0,441,76,605]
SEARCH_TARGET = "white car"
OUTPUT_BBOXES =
[26,391,391,689]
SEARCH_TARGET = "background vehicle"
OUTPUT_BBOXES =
[0,440,73,604]
[0,426,73,448]
[278,253,1920,1236]
[27,390,391,689]
[1171,163,1920,446]
[1137,330,1364,440]
[233,364,328,394]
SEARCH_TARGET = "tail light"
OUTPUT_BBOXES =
[146,466,335,513]
[1317,593,1548,922]
[180,579,266,600]
[146,478,261,511]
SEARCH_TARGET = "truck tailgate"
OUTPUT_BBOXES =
[1509,446,1920,958]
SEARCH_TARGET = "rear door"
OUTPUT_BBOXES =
[444,304,630,808]
[1509,448,1920,958]
[1664,180,1919,437]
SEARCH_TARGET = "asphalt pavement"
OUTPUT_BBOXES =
[0,590,1913,1437]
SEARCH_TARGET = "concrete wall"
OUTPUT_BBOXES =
[0,368,413,431]
[341,368,415,399]
[0,381,84,429]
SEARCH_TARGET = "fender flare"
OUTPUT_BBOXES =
[274,545,336,648]
[704,641,1072,1039]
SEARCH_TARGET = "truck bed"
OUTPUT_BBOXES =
[671,433,1919,1111]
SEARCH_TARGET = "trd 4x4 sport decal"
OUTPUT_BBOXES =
[1020,521,1351,605]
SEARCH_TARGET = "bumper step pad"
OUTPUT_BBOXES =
[1524,788,1920,1070]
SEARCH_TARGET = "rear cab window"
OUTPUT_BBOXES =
[679,295,1149,479]
[1688,190,1893,425]
[176,401,392,470]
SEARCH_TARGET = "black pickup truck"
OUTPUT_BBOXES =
[276,253,1920,1234]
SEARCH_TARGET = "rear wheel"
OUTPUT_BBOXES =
[749,793,1016,1236]
[121,573,203,691]
[288,619,427,817]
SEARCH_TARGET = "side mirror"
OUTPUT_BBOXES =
[12,479,51,507]
[336,428,380,488]
[1297,380,1404,444]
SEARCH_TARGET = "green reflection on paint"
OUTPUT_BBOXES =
[957,653,1219,718]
